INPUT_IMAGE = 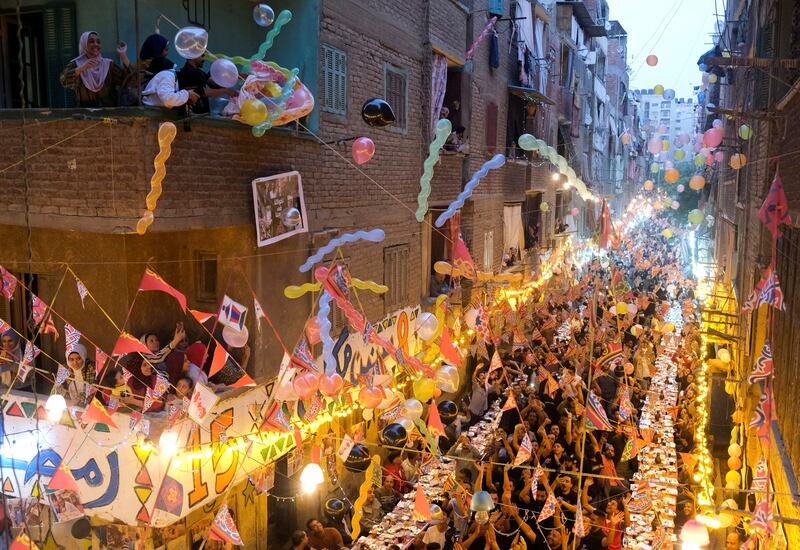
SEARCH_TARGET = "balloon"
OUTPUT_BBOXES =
[628,303,638,315]
[609,306,617,316]
[401,398,424,421]
[726,480,739,490]
[671,201,679,210]
[727,456,742,470]
[222,325,249,348]
[725,470,741,486]
[210,58,238,88]
[381,423,408,447]
[646,54,658,66]
[728,443,742,457]
[253,3,276,27]
[430,504,446,524]
[662,228,673,238]
[293,372,319,399]
[647,137,662,155]
[616,302,628,315]
[654,84,664,95]
[319,373,344,396]
[435,365,459,393]
[416,119,452,221]
[643,180,654,191]
[694,153,706,167]
[435,154,506,227]
[274,379,299,401]
[677,184,685,192]
[709,73,718,83]
[650,162,660,174]
[325,498,346,518]
[417,312,439,341]
[240,98,268,125]
[359,386,384,409]
[541,201,550,212]
[715,348,731,364]
[396,417,414,431]
[437,400,458,424]
[689,175,705,191]
[663,88,676,100]
[518,133,538,150]
[71,518,92,539]
[174,27,208,59]
[300,229,385,273]
[345,443,371,473]
[732,410,744,423]
[730,153,746,170]
[571,207,580,217]
[664,168,680,183]
[136,210,154,235]
[281,207,301,227]
[712,119,723,129]
[654,200,663,210]
[464,308,479,329]
[351,137,376,165]
[621,132,631,145]
[361,98,396,127]
[305,317,321,344]
[413,378,436,402]
[704,128,723,147]
[624,362,634,375]
[471,490,495,512]
[714,151,725,162]
[738,124,752,140]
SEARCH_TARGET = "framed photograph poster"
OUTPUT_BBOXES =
[251,171,308,247]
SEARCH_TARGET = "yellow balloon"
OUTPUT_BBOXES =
[674,149,685,160]
[654,84,665,95]
[662,140,670,151]
[265,81,282,97]
[240,98,268,125]
[725,470,741,486]
[688,209,704,224]
[661,228,673,238]
[413,378,436,402]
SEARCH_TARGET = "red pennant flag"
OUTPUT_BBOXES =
[502,393,517,411]
[112,332,150,356]
[95,347,108,375]
[413,484,432,521]
[82,397,118,429]
[10,531,40,550]
[439,327,462,368]
[189,309,216,324]
[48,460,80,493]
[489,350,503,372]
[759,168,792,239]
[209,343,229,377]
[427,400,446,438]
[138,268,187,311]
[231,372,256,388]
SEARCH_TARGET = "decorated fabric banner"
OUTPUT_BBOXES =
[219,295,248,331]
[64,323,81,355]
[188,383,220,424]
[337,434,356,462]
[0,266,17,301]
[538,492,558,522]
[585,391,613,431]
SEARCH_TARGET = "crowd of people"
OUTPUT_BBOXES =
[284,218,744,550]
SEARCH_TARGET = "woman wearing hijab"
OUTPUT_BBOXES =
[60,31,130,107]
[139,34,198,108]
[0,329,21,387]
[139,323,186,374]
[54,344,95,405]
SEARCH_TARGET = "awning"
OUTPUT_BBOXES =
[508,85,555,105]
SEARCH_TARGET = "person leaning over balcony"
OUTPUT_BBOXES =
[177,55,238,114]
[139,34,199,109]
[60,31,130,107]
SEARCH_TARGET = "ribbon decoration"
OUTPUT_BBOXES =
[137,122,177,235]
[299,229,385,272]
[415,118,452,221]
[318,291,335,375]
[466,16,498,60]
[252,67,300,137]
[435,154,506,227]
[205,10,293,70]
[517,133,597,202]
[283,278,389,299]
[350,455,382,540]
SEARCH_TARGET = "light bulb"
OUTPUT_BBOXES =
[300,463,324,492]
[551,172,560,181]
[159,429,180,457]
[45,394,67,422]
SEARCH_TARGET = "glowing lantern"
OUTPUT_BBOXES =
[738,124,752,140]
[664,168,680,183]
[689,175,705,190]
[730,153,746,170]
[680,520,710,546]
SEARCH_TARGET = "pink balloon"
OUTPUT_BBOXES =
[704,128,723,148]
[305,317,321,345]
[706,154,714,166]
[647,137,661,155]
[359,386,384,409]
[714,151,725,162]
[319,373,344,396]
[677,184,685,192]
[679,133,690,145]
[571,207,579,217]
[624,363,634,376]
[352,137,375,165]
[293,372,319,399]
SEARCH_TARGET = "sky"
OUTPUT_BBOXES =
[607,0,720,99]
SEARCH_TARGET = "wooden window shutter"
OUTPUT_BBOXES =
[43,3,77,108]
[485,102,498,150]
[384,66,407,129]
[383,245,409,312]
[321,44,346,115]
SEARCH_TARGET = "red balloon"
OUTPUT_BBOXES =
[359,386,384,409]
[352,137,376,165]
[293,372,319,399]
[305,317,321,345]
[704,128,723,148]
[319,373,344,396]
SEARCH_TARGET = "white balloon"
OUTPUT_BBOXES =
[396,417,414,431]
[253,3,275,27]
[464,308,479,329]
[222,325,249,348]
[417,312,439,341]
[435,365,460,393]
[273,379,298,401]
[174,27,208,59]
[210,58,239,88]
[401,398,424,421]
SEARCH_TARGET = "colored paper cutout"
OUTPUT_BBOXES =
[5,401,24,417]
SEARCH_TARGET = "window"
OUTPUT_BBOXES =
[483,231,494,271]
[321,44,346,115]
[661,101,670,108]
[485,101,498,151]
[195,252,218,303]
[560,45,573,88]
[384,64,407,130]
[384,245,409,312]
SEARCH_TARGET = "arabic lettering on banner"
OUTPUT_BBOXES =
[0,385,294,528]
[331,306,421,384]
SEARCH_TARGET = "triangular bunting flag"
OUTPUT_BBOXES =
[48,461,80,493]
[412,484,432,521]
[138,268,187,311]
[209,502,244,546]
[427,401,446,438]
[538,492,558,522]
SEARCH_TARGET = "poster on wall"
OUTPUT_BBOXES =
[251,171,308,247]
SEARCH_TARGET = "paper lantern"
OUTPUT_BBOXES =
[728,443,742,457]
[730,153,747,170]
[727,456,743,470]
[717,348,731,363]
[689,175,706,190]
[725,470,741,486]
[738,124,752,140]
[380,423,408,447]
[664,168,680,183]
[643,180,654,191]
[646,54,658,66]
[470,490,495,512]
[679,520,710,545]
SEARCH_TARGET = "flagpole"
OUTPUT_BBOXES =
[572,276,599,550]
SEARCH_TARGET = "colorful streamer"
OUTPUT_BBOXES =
[351,455,382,540]
[283,278,389,299]
[137,122,177,235]
[517,133,597,202]
[318,291,335,374]
[252,68,300,137]
[299,229,385,272]
[435,154,505,227]
[415,118,452,222]
[205,10,293,69]
[466,16,498,60]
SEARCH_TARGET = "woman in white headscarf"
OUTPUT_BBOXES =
[55,343,95,405]
[60,31,130,107]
